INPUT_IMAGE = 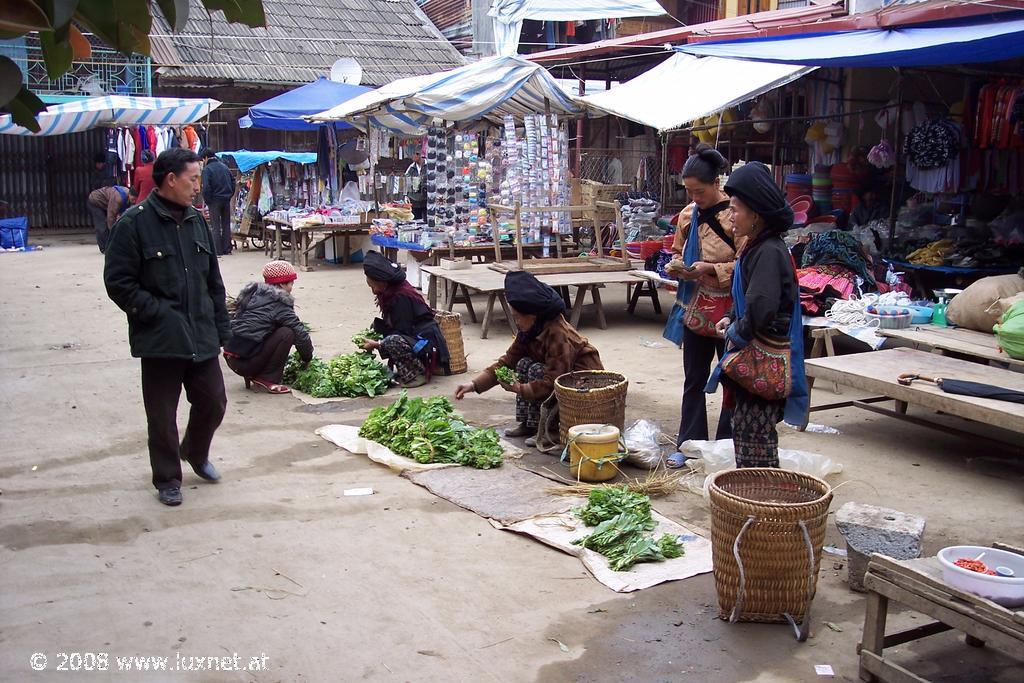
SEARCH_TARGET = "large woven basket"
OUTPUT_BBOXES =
[554,370,627,443]
[434,311,467,375]
[709,468,832,631]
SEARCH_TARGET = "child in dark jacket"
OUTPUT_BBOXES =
[224,261,313,394]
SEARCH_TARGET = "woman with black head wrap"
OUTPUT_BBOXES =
[706,162,809,468]
[454,271,603,446]
[662,144,739,467]
[361,251,449,388]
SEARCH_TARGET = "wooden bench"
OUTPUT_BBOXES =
[878,325,1024,371]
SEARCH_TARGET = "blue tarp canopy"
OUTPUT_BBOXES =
[677,16,1024,67]
[218,150,317,173]
[239,77,371,131]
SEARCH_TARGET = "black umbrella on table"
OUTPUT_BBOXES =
[898,374,1024,404]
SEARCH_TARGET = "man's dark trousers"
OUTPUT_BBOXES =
[141,357,227,490]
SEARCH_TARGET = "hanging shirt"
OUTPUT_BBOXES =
[130,126,143,167]
[146,126,158,156]
[123,130,135,170]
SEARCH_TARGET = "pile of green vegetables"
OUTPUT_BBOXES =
[282,350,390,398]
[359,392,504,469]
[572,486,683,572]
[494,366,517,385]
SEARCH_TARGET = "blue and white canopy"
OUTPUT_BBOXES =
[0,96,221,136]
[218,150,317,173]
[676,16,1024,68]
[488,0,666,56]
[307,56,582,135]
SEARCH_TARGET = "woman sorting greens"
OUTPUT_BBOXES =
[707,162,809,468]
[454,271,603,446]
[662,145,739,467]
[361,251,449,388]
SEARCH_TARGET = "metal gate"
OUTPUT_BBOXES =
[0,129,104,231]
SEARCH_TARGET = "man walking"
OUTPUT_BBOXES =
[87,184,135,253]
[201,150,235,255]
[104,148,230,506]
[405,150,426,221]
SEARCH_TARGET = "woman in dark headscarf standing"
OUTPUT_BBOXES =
[707,162,809,468]
[362,251,449,388]
[455,271,603,445]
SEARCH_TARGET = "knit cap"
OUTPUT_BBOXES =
[263,260,297,284]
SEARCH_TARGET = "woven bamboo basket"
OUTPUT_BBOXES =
[709,468,833,630]
[553,370,627,444]
[434,311,467,375]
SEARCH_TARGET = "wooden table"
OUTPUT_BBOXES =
[263,217,370,270]
[859,550,1024,682]
[804,347,1024,446]
[380,241,579,268]
[878,325,1024,370]
[421,264,662,339]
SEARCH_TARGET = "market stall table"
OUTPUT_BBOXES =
[804,347,1024,447]
[858,550,1024,683]
[264,216,371,270]
[421,264,663,339]
[372,234,578,267]
[877,325,1024,371]
[885,260,1020,297]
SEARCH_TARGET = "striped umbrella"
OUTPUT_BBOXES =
[0,96,221,136]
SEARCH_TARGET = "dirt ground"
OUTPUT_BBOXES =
[1,236,1022,682]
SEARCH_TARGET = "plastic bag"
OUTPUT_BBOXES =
[677,439,843,499]
[994,300,1024,360]
[623,419,665,469]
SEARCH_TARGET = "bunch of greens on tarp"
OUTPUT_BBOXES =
[282,351,390,398]
[572,485,683,571]
[359,392,504,469]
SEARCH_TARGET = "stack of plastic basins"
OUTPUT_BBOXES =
[811,169,833,214]
[785,173,812,204]
[830,163,859,216]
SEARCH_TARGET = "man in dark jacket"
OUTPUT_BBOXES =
[104,148,230,507]
[201,150,235,256]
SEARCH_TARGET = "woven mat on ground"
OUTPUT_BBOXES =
[291,389,362,406]
[315,424,457,473]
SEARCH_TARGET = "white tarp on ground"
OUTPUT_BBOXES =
[580,53,815,134]
[307,55,582,135]
[489,0,666,56]
[0,96,221,136]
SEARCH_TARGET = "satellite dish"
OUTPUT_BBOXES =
[330,58,363,85]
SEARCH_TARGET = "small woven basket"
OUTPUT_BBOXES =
[434,311,467,375]
[709,468,832,630]
[553,370,627,444]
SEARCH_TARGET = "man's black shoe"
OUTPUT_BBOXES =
[158,487,183,506]
[191,460,221,483]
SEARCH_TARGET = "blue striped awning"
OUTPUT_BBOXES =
[0,96,221,136]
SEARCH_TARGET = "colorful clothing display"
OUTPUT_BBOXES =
[800,230,876,288]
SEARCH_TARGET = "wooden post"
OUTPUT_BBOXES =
[594,203,604,258]
[490,208,502,263]
[887,68,903,250]
[514,202,524,270]
[615,200,628,265]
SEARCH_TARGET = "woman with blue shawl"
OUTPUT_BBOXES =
[663,145,739,467]
[708,162,809,468]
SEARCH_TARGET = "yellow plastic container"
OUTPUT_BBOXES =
[566,424,624,482]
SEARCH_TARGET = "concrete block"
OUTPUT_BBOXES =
[835,502,926,592]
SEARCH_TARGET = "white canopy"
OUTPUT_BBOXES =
[308,56,582,135]
[488,0,665,56]
[0,96,221,136]
[580,53,815,134]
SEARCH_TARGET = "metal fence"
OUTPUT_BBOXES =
[1,35,151,97]
[578,148,663,198]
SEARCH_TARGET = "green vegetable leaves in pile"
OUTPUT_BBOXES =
[495,366,517,385]
[359,392,504,469]
[282,351,390,398]
[352,328,382,348]
[571,485,683,572]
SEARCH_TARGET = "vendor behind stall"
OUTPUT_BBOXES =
[850,185,888,227]
[361,251,449,388]
[455,271,603,445]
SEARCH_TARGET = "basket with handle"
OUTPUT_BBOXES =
[708,468,833,641]
[434,311,467,375]
[553,370,627,444]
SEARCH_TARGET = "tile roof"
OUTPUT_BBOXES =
[151,0,465,87]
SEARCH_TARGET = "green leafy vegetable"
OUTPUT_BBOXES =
[359,391,504,470]
[282,351,390,398]
[495,366,517,385]
[352,328,383,348]
[570,486,685,572]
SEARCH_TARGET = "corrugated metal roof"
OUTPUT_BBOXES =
[152,0,465,87]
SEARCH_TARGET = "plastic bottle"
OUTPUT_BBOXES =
[932,300,947,327]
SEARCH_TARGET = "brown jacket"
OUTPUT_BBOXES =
[88,186,130,230]
[473,315,603,402]
[671,200,741,290]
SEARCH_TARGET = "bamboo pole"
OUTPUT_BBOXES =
[490,208,502,263]
[887,68,903,249]
[614,200,628,265]
[514,202,524,270]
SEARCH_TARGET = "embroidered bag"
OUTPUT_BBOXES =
[720,333,793,401]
